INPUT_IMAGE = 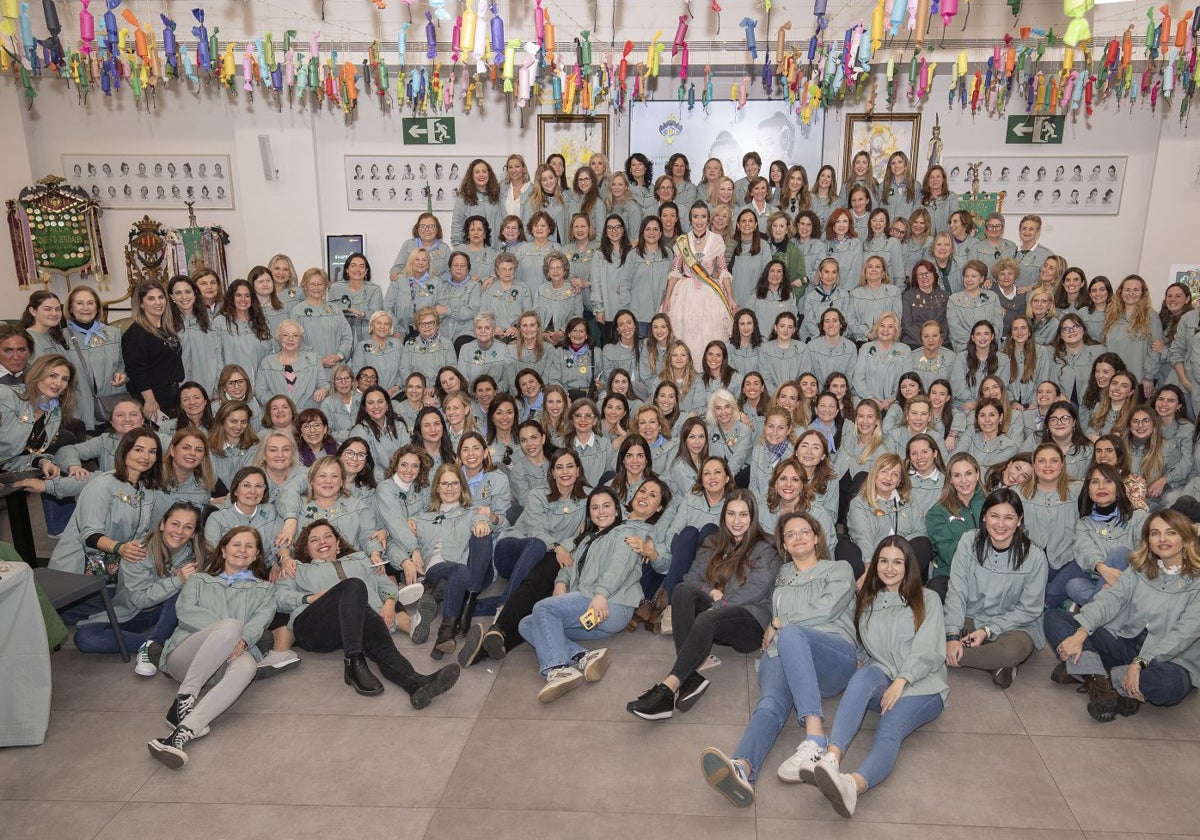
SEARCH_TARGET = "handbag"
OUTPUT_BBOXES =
[70,334,124,424]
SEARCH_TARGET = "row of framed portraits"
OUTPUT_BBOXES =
[60,154,234,209]
[342,155,506,211]
[941,154,1128,215]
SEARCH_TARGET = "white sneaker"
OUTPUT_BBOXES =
[255,649,301,680]
[659,605,673,636]
[396,583,425,607]
[578,648,611,682]
[538,666,585,703]
[700,747,755,807]
[134,640,161,678]
[813,753,857,818]
[776,739,824,784]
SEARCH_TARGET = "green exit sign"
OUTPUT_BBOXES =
[402,118,456,145]
[1006,115,1065,145]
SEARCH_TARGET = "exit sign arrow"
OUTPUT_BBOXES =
[402,117,457,146]
[1006,115,1064,145]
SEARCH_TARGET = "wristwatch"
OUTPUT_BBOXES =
[1133,657,1151,669]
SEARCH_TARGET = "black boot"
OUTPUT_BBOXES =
[409,663,462,710]
[344,654,384,696]
[432,618,457,660]
[456,591,479,638]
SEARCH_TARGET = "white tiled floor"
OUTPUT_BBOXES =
[5,499,1200,838]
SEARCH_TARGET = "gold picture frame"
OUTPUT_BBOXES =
[537,115,610,171]
[842,113,921,186]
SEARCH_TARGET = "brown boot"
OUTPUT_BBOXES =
[626,600,652,632]
[1084,674,1119,722]
[644,588,669,634]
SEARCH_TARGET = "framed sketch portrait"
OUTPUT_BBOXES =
[842,114,921,186]
[943,155,1127,215]
[537,115,610,171]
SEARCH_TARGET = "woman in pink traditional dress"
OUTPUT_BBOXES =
[662,202,738,370]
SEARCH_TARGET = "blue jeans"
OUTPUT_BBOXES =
[481,536,549,612]
[1043,609,1194,706]
[1065,548,1129,606]
[517,592,635,676]
[733,625,857,780]
[829,664,944,789]
[73,594,180,654]
[41,494,75,537]
[423,534,495,619]
[1045,561,1086,608]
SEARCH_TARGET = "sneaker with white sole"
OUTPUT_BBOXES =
[147,725,196,770]
[675,672,710,713]
[813,753,857,817]
[777,738,824,784]
[396,582,425,607]
[411,593,438,645]
[255,649,301,680]
[626,683,675,720]
[134,640,161,677]
[578,648,611,682]
[538,666,585,703]
[700,747,754,807]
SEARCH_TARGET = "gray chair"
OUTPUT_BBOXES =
[32,568,130,662]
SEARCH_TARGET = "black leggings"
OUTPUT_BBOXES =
[493,551,561,653]
[668,581,764,682]
[292,578,423,694]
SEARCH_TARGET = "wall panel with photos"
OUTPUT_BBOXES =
[941,155,1128,215]
[343,156,505,211]
[61,154,234,209]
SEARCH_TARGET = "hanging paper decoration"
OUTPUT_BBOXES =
[1062,0,1093,48]
[740,17,757,59]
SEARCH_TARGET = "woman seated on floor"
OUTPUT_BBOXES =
[74,502,205,678]
[626,490,781,720]
[1045,508,1200,723]
[146,526,276,770]
[517,481,670,703]
[698,512,856,807]
[275,519,459,708]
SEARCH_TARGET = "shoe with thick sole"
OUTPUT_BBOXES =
[147,725,196,770]
[410,664,461,710]
[700,747,754,807]
[992,665,1016,689]
[626,683,675,720]
[579,648,611,682]
[1050,661,1080,685]
[538,666,584,703]
[396,582,425,607]
[255,649,301,680]
[411,593,438,645]
[675,672,710,713]
[481,628,507,661]
[458,623,486,668]
[777,739,824,784]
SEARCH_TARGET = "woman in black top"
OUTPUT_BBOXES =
[122,282,185,421]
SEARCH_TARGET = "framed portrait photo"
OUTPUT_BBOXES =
[842,113,921,186]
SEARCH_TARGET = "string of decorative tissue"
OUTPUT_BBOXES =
[6,174,108,289]
[1,0,1198,123]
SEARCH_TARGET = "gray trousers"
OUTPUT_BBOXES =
[164,618,256,734]
[956,617,1035,672]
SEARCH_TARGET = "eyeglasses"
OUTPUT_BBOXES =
[1047,416,1073,425]
[438,481,462,489]
[784,527,815,539]
[1130,417,1154,426]
[1060,323,1082,333]
[985,224,1004,230]
[574,413,596,421]
[225,378,248,387]
[341,450,368,461]
[301,422,326,431]
[605,224,624,231]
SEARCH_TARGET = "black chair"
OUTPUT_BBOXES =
[33,568,130,662]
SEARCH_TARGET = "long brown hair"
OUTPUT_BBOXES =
[1127,509,1200,579]
[703,489,768,591]
[855,535,926,643]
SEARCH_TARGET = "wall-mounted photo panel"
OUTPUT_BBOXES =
[942,155,1127,215]
[61,154,234,209]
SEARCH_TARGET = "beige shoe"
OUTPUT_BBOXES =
[538,666,584,703]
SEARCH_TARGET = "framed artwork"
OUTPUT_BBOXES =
[1170,264,1200,301]
[628,100,825,190]
[327,234,365,283]
[941,155,1127,215]
[842,113,921,186]
[62,154,234,209]
[343,155,504,211]
[537,115,610,171]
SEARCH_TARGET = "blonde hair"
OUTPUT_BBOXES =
[859,452,911,512]
[1102,274,1153,341]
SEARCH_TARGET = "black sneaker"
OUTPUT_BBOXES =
[627,683,675,720]
[675,673,710,713]
[147,725,196,770]
[992,666,1016,689]
[166,693,197,730]
[411,593,438,645]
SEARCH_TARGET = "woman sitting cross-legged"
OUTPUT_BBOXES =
[74,501,205,678]
[146,526,276,770]
[627,490,781,720]
[277,520,459,707]
[944,488,1049,689]
[519,481,670,703]
[1045,508,1200,722]
[699,512,855,807]
[807,536,948,819]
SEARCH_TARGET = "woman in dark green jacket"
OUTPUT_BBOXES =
[925,452,984,602]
